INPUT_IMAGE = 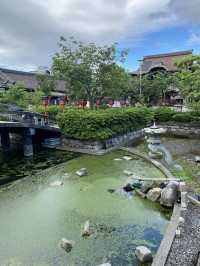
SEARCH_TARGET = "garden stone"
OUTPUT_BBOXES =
[147,187,161,202]
[76,168,87,177]
[123,170,133,176]
[122,156,132,161]
[140,181,154,193]
[82,220,93,237]
[160,186,178,207]
[135,246,153,263]
[60,238,75,252]
[167,181,179,190]
[195,156,200,163]
[50,180,63,187]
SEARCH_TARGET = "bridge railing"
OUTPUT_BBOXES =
[0,111,57,127]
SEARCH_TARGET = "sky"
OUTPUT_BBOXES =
[0,0,200,72]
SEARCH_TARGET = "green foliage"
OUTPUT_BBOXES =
[52,36,130,108]
[57,107,153,141]
[36,73,55,96]
[175,54,200,102]
[153,107,200,123]
[36,105,61,115]
[137,72,178,105]
[153,107,176,122]
[0,82,29,108]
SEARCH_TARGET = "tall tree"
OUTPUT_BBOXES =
[52,36,129,108]
[36,73,55,96]
[175,54,200,103]
[141,71,177,105]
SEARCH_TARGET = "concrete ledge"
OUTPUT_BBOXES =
[152,204,181,266]
[187,195,200,207]
[120,147,175,180]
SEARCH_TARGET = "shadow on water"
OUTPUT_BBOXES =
[0,148,79,185]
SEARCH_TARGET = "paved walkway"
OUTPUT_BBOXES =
[166,201,200,266]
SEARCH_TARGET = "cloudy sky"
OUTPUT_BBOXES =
[0,0,200,71]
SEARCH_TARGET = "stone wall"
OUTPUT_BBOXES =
[61,129,144,152]
[158,123,200,138]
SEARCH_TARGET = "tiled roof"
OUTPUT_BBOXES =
[131,50,193,75]
[0,68,66,93]
[143,50,193,60]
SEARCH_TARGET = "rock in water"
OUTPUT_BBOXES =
[135,246,153,263]
[122,156,132,161]
[76,168,87,177]
[147,187,161,202]
[82,220,92,237]
[160,185,178,207]
[195,156,200,163]
[123,170,133,176]
[140,181,154,193]
[50,180,63,187]
[60,238,75,252]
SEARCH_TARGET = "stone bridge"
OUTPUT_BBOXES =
[0,111,61,156]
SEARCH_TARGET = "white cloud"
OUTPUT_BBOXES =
[188,32,200,46]
[0,0,200,70]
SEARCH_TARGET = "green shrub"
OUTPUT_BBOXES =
[153,107,175,122]
[57,107,153,141]
[153,107,200,123]
[36,105,61,116]
[172,112,200,123]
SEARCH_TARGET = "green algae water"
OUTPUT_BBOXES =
[0,150,170,266]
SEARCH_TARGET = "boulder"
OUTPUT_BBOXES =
[122,156,132,161]
[147,187,161,202]
[123,170,133,176]
[140,181,154,193]
[195,156,200,163]
[76,168,87,177]
[135,189,146,198]
[160,186,178,207]
[123,183,134,192]
[50,180,63,187]
[135,246,153,263]
[114,158,122,161]
[82,220,93,237]
[60,238,75,252]
[167,181,179,190]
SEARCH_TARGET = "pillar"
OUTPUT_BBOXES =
[23,128,34,157]
[0,129,11,153]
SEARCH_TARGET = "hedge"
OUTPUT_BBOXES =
[153,107,200,123]
[57,107,153,141]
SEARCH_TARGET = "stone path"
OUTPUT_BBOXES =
[165,201,200,266]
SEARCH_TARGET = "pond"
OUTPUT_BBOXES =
[0,149,170,266]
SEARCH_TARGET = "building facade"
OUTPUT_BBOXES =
[0,68,66,104]
[131,50,193,106]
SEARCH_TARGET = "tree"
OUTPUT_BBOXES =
[52,36,129,108]
[0,82,29,108]
[36,73,55,96]
[175,54,200,103]
[141,72,177,105]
